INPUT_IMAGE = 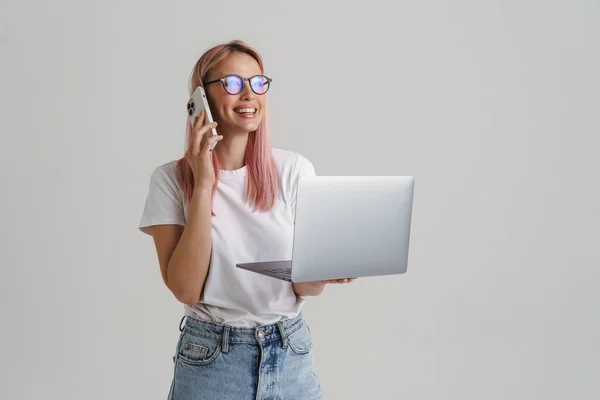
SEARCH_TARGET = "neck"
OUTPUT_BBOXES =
[215,132,250,170]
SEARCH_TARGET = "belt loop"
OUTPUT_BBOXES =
[277,322,288,348]
[221,326,231,353]
[179,316,186,332]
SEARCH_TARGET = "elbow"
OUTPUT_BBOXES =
[174,289,200,306]
[169,280,202,305]
[165,267,203,305]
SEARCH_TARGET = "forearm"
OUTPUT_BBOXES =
[167,185,213,304]
[293,282,326,297]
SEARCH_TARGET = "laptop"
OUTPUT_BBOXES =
[236,176,415,282]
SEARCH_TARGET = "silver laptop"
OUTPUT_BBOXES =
[236,176,415,282]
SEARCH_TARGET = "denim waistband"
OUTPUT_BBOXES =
[179,313,305,347]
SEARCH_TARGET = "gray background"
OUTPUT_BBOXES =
[2,0,599,399]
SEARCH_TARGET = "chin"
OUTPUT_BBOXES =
[245,126,261,134]
[237,120,262,133]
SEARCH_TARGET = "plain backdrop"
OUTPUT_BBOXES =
[1,0,599,399]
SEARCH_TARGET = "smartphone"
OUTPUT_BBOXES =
[187,86,218,151]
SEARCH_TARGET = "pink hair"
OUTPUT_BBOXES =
[176,40,278,213]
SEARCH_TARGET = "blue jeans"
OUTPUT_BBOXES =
[167,313,325,400]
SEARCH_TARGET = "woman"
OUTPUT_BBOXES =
[139,40,354,400]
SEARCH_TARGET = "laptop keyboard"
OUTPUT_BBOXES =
[264,267,292,280]
[238,260,293,280]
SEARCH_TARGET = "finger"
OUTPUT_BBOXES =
[191,126,204,156]
[193,110,205,131]
[199,122,219,144]
[193,122,218,156]
[202,134,223,153]
[319,279,353,284]
[205,122,219,138]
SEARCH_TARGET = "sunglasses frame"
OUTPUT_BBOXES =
[203,74,272,95]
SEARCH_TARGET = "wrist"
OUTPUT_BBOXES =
[193,182,214,195]
[293,281,325,296]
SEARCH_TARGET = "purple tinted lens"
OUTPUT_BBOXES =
[223,75,243,94]
[250,76,269,94]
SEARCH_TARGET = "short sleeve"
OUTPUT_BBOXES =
[138,163,186,235]
[290,153,316,222]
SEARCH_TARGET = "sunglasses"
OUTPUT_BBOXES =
[203,74,272,95]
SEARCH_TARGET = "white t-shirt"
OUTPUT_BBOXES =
[139,148,316,327]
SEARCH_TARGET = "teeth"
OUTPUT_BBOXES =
[235,108,256,114]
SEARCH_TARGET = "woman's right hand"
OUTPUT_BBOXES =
[184,110,223,188]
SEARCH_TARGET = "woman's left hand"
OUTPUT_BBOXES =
[292,278,356,296]
[318,278,356,284]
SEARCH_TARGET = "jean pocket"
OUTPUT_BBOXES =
[176,330,222,366]
[287,322,313,355]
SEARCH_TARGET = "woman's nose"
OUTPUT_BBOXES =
[239,81,255,100]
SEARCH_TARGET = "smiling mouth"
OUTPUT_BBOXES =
[234,107,257,115]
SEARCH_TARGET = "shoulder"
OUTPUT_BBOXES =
[148,160,182,193]
[271,148,316,178]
